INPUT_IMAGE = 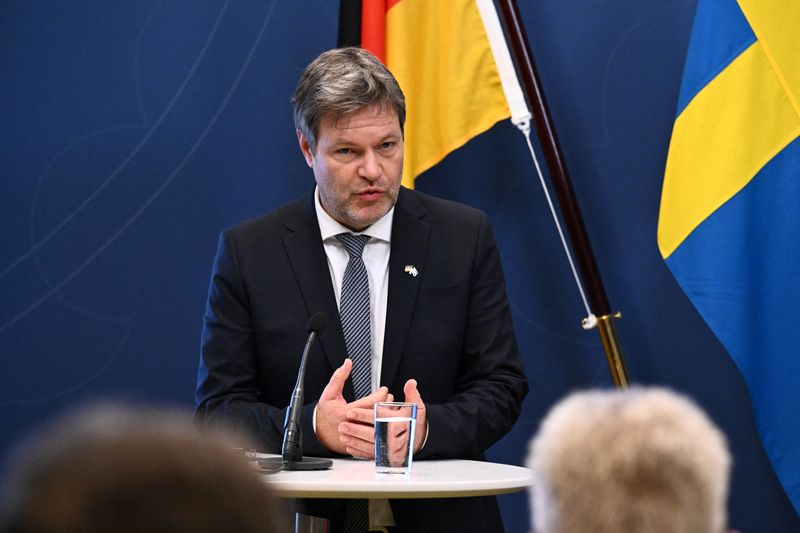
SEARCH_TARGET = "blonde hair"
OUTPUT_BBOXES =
[527,387,730,533]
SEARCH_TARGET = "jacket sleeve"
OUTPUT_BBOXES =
[193,230,330,457]
[415,213,529,460]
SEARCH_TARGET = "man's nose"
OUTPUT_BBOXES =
[357,150,381,181]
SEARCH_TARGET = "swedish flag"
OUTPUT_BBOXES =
[658,0,800,513]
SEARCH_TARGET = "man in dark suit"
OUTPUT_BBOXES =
[195,47,528,532]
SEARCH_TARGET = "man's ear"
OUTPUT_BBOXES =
[297,129,314,167]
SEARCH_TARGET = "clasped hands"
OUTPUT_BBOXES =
[315,359,427,459]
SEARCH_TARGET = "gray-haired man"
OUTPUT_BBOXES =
[196,47,528,532]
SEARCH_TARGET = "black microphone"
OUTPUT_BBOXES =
[259,312,333,472]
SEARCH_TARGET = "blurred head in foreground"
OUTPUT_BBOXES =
[526,387,731,533]
[0,404,288,533]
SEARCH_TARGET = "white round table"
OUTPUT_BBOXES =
[258,455,533,499]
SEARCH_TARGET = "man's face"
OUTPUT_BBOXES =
[298,105,404,231]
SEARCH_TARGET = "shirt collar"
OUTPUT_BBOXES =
[314,186,394,243]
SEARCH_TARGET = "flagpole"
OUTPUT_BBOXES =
[495,0,630,387]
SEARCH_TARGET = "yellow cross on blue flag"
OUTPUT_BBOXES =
[658,0,800,513]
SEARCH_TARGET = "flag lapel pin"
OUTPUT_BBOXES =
[404,265,418,277]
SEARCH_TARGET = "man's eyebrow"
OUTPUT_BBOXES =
[328,132,400,145]
[327,136,355,146]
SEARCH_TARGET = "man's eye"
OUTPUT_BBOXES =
[379,142,395,150]
[337,148,353,155]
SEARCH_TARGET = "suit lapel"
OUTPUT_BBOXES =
[282,195,353,398]
[382,188,429,389]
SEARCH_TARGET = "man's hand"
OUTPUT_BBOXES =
[344,378,427,456]
[316,359,390,456]
[404,379,427,453]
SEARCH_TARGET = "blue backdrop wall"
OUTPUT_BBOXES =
[1,1,798,531]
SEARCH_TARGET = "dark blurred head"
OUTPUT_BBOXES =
[0,404,289,533]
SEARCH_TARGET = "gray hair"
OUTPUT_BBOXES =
[527,387,731,533]
[292,47,406,153]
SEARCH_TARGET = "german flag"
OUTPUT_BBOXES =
[339,0,517,188]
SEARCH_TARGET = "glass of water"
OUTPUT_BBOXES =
[374,401,417,474]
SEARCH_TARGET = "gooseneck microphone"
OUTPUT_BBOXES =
[281,311,327,463]
[259,311,333,472]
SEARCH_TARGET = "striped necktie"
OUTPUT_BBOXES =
[336,233,372,533]
[336,233,372,398]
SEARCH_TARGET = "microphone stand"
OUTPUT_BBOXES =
[259,313,333,472]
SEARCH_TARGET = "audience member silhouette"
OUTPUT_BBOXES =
[0,404,289,533]
[526,387,733,533]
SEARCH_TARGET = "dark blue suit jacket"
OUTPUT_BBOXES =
[195,187,528,532]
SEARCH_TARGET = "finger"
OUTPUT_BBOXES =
[339,421,375,443]
[340,432,375,458]
[404,379,426,423]
[341,435,374,457]
[391,425,408,439]
[319,359,352,402]
[345,406,375,425]
[346,445,373,460]
[403,379,423,405]
[349,386,389,409]
[403,379,427,453]
[390,436,410,455]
